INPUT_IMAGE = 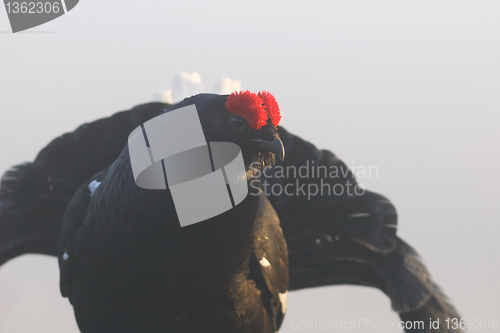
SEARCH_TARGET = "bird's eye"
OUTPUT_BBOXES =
[230,115,246,129]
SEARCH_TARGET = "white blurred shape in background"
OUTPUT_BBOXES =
[152,72,204,104]
[151,90,174,104]
[152,73,241,104]
[212,77,241,95]
[171,72,204,102]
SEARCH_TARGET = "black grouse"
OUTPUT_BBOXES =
[0,92,462,333]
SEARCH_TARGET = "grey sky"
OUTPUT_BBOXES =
[1,1,499,332]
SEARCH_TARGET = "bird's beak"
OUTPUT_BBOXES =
[249,138,285,161]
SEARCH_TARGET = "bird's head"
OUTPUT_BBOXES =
[169,91,284,177]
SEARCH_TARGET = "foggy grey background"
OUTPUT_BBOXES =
[1,1,499,332]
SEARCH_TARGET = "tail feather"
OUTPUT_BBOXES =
[0,163,71,266]
[399,285,463,333]
[288,237,462,332]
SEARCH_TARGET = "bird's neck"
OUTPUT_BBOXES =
[95,153,263,283]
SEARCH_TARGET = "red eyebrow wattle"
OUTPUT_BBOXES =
[225,90,281,130]
[258,91,281,127]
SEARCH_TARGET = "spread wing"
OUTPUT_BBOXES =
[268,127,462,332]
[0,103,165,266]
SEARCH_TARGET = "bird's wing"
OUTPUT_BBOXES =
[250,194,289,332]
[0,162,72,266]
[32,103,166,189]
[58,167,109,298]
[288,237,462,333]
[269,127,398,255]
[0,103,166,267]
[269,127,462,332]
